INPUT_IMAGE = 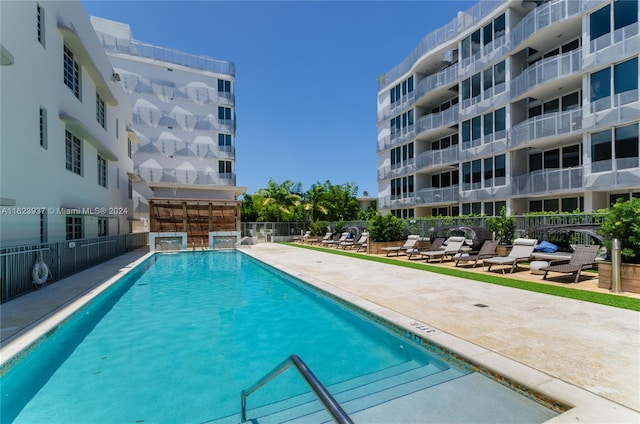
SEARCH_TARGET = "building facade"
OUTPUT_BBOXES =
[0,1,135,246]
[376,0,640,218]
[91,18,245,245]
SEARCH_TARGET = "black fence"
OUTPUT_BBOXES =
[0,233,149,303]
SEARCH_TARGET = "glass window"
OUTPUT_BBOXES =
[562,197,579,212]
[440,136,450,149]
[471,202,482,215]
[39,107,47,149]
[495,155,506,179]
[484,157,493,186]
[66,216,83,240]
[65,130,81,175]
[463,162,471,184]
[37,4,45,47]
[528,105,542,118]
[590,4,611,40]
[483,67,493,92]
[615,124,639,168]
[562,38,580,53]
[495,108,506,132]
[494,61,506,86]
[614,57,638,94]
[529,153,543,172]
[483,22,493,46]
[471,30,481,56]
[562,92,580,111]
[591,129,613,169]
[431,174,440,188]
[483,112,493,136]
[472,116,481,141]
[544,149,560,169]
[563,144,581,168]
[461,36,471,60]
[544,199,559,212]
[97,155,107,187]
[462,120,471,143]
[461,78,470,100]
[98,218,108,237]
[484,202,494,217]
[591,67,611,101]
[462,203,471,215]
[96,92,106,128]
[471,73,481,97]
[441,172,451,187]
[544,99,560,114]
[472,159,482,183]
[63,44,80,99]
[494,14,506,38]
[408,76,414,93]
[529,200,543,212]
[614,0,638,30]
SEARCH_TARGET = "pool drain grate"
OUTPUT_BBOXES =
[473,303,489,308]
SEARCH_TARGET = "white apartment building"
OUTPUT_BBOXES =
[91,18,245,245]
[0,1,135,246]
[377,0,640,218]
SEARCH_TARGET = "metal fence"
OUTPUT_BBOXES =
[0,233,149,303]
[242,213,607,243]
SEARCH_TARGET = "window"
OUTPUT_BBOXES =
[615,123,639,169]
[66,216,83,240]
[39,107,47,149]
[219,160,232,176]
[96,92,105,128]
[218,133,232,150]
[128,180,132,199]
[614,0,638,30]
[128,138,132,158]
[563,145,581,168]
[591,129,613,171]
[97,155,107,187]
[591,67,611,102]
[37,4,45,47]
[98,218,108,237]
[63,44,80,99]
[218,106,232,121]
[116,119,119,139]
[614,57,638,95]
[65,130,82,175]
[544,149,560,169]
[590,4,611,40]
[217,79,231,93]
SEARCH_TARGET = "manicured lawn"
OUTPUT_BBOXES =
[284,242,640,312]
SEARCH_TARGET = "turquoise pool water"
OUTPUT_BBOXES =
[1,251,557,423]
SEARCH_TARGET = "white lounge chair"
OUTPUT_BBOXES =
[483,238,537,274]
[381,235,420,257]
[420,236,466,263]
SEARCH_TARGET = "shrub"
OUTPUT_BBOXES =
[487,206,516,244]
[333,220,347,234]
[600,198,640,264]
[368,214,407,242]
[309,220,329,236]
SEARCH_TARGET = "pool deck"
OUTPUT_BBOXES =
[1,244,639,423]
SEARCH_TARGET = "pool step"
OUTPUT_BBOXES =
[247,361,465,423]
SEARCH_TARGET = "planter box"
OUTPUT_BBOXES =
[598,262,640,294]
[496,245,512,256]
[368,240,404,255]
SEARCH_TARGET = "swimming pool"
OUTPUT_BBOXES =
[1,251,559,423]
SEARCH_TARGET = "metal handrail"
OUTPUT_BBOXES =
[240,354,353,424]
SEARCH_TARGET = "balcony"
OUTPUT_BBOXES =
[585,23,640,71]
[460,35,510,74]
[511,109,582,149]
[585,162,640,189]
[415,106,459,139]
[512,167,583,196]
[134,135,234,160]
[460,83,508,117]
[511,0,590,50]
[132,111,235,132]
[459,183,510,201]
[378,160,416,181]
[377,92,416,123]
[377,125,416,152]
[459,132,508,161]
[587,90,640,128]
[414,66,458,105]
[378,0,506,89]
[510,49,582,100]
[96,31,235,76]
[415,145,459,171]
[416,186,460,206]
[135,166,236,186]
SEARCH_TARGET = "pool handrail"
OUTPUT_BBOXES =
[240,354,353,424]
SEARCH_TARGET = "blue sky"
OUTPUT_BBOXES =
[82,1,474,196]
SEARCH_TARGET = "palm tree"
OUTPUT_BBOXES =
[255,179,302,222]
[304,184,329,221]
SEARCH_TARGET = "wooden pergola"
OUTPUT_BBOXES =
[148,198,240,245]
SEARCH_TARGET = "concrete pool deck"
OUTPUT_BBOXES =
[1,244,639,423]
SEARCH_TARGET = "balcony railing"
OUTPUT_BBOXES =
[96,32,235,76]
[585,23,640,71]
[511,109,582,148]
[416,186,460,205]
[460,34,509,73]
[512,167,583,196]
[132,111,235,132]
[135,166,236,186]
[378,160,416,180]
[415,145,459,170]
[378,0,506,89]
[510,49,582,100]
[414,66,458,104]
[378,92,416,122]
[511,0,586,49]
[415,105,459,137]
[134,136,235,160]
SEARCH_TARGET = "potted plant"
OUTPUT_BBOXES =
[598,198,640,293]
[367,214,407,254]
[487,207,516,255]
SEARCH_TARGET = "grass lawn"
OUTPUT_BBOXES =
[283,242,640,312]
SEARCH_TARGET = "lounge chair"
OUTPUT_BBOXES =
[541,244,600,283]
[308,232,332,245]
[410,237,444,260]
[454,240,499,268]
[483,238,537,274]
[323,232,349,247]
[340,233,368,250]
[420,236,466,263]
[381,235,420,257]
